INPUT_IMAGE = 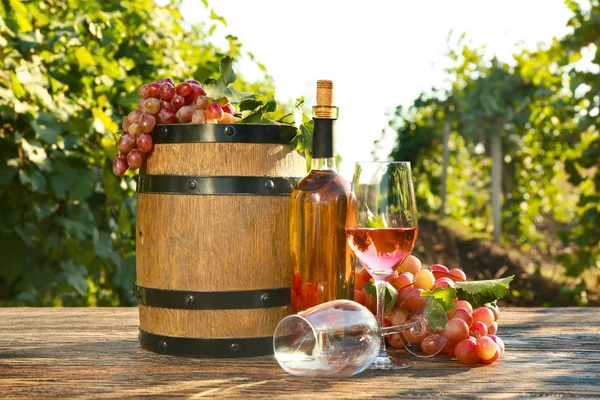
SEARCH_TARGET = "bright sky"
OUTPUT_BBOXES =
[177,0,572,178]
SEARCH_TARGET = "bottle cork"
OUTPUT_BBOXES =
[313,79,338,119]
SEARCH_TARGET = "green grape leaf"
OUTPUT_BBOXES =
[455,276,514,308]
[203,56,255,103]
[421,286,457,312]
[362,280,398,314]
[423,297,449,332]
[238,96,278,124]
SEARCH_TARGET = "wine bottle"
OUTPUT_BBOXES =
[290,80,353,312]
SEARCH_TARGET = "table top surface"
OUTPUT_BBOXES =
[1,307,599,399]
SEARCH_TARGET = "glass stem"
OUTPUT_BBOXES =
[374,279,387,354]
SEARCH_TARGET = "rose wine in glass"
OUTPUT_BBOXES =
[346,161,419,369]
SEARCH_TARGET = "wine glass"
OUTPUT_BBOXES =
[273,299,444,377]
[346,161,419,369]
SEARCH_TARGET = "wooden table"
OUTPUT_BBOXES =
[1,308,599,398]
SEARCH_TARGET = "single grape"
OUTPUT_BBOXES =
[444,318,470,342]
[476,336,498,361]
[176,82,192,97]
[388,306,408,326]
[402,316,429,345]
[176,105,198,123]
[112,155,128,176]
[139,112,156,133]
[195,95,210,109]
[127,149,145,170]
[353,289,365,305]
[448,308,473,327]
[455,338,479,365]
[147,82,160,98]
[122,118,132,133]
[400,288,426,311]
[206,103,224,121]
[223,103,235,115]
[128,123,141,136]
[473,307,495,328]
[470,321,488,337]
[160,78,174,85]
[188,83,206,101]
[390,271,413,292]
[143,98,161,115]
[156,108,177,124]
[136,133,153,153]
[171,94,186,110]
[482,348,501,364]
[432,277,455,289]
[219,112,236,124]
[138,84,151,98]
[488,321,498,335]
[159,82,175,100]
[488,334,505,356]
[453,300,473,314]
[398,255,421,275]
[448,268,467,282]
[386,332,406,349]
[430,264,450,280]
[217,97,229,107]
[117,134,136,154]
[191,109,207,124]
[486,303,500,321]
[186,79,200,85]
[160,100,174,111]
[414,269,435,290]
[138,98,146,109]
[127,108,144,123]
[421,334,446,355]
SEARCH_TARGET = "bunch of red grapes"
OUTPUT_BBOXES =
[113,79,237,176]
[354,255,506,365]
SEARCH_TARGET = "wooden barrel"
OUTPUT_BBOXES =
[135,123,306,357]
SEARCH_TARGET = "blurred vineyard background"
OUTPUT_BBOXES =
[0,0,598,307]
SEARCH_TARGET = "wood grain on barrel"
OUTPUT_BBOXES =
[1,308,599,398]
[136,140,306,342]
[145,143,306,176]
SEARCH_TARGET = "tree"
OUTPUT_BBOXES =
[0,0,270,305]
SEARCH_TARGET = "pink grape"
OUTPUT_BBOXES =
[136,133,153,153]
[443,338,457,356]
[143,98,161,115]
[195,96,210,109]
[398,255,421,274]
[127,108,144,123]
[117,134,136,154]
[453,300,473,313]
[138,98,146,109]
[127,149,145,170]
[421,334,446,355]
[138,84,151,98]
[128,123,141,136]
[223,103,235,115]
[414,269,435,290]
[139,112,156,133]
[188,83,206,101]
[206,103,224,120]
[430,264,450,280]
[112,155,128,176]
[147,82,160,98]
[176,82,192,97]
[186,79,200,85]
[171,94,186,110]
[488,334,505,356]
[476,336,497,361]
[483,348,501,364]
[488,321,498,335]
[122,118,132,132]
[157,108,177,124]
[386,332,406,349]
[176,105,197,123]
[160,78,174,85]
[402,316,429,344]
[159,82,175,100]
[160,100,174,111]
[432,277,455,289]
[219,112,236,124]
[390,271,413,291]
[444,318,470,342]
[388,307,408,326]
[448,268,467,282]
[473,307,495,328]
[448,308,473,327]
[470,321,488,337]
[399,288,426,311]
[191,109,207,124]
[455,338,479,365]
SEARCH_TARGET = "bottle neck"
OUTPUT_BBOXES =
[311,157,337,171]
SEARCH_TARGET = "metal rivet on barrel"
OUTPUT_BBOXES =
[260,293,270,304]
[265,180,275,191]
[159,126,168,137]
[188,180,197,190]
[185,294,195,305]
[224,125,235,136]
[159,340,167,351]
[230,343,241,352]
[136,287,142,301]
[138,175,144,187]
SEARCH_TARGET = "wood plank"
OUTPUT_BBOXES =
[0,308,599,398]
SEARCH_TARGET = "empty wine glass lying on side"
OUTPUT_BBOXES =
[273,298,447,377]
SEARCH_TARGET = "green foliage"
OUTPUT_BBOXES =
[455,276,514,308]
[0,0,270,306]
[422,286,457,312]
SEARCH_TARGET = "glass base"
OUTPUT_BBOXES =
[369,352,412,370]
